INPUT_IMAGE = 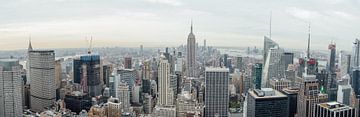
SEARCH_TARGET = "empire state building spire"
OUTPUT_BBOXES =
[187,20,196,77]
[28,35,33,51]
[191,20,193,33]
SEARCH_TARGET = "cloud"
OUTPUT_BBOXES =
[285,7,320,22]
[146,0,182,6]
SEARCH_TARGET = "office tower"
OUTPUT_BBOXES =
[337,84,351,105]
[143,60,151,80]
[107,97,122,117]
[244,88,289,117]
[339,51,351,76]
[158,55,173,106]
[153,106,176,117]
[314,102,356,117]
[29,50,56,112]
[204,67,229,117]
[73,54,102,97]
[243,73,251,95]
[327,73,338,102]
[285,64,296,87]
[132,85,141,104]
[307,58,318,75]
[281,52,294,70]
[328,43,336,73]
[170,75,178,98]
[186,22,196,77]
[117,69,136,102]
[103,64,112,87]
[351,39,360,70]
[0,59,23,117]
[262,47,284,88]
[124,57,132,69]
[281,88,299,117]
[269,78,290,91]
[143,93,153,114]
[64,91,92,113]
[117,80,130,112]
[223,54,228,67]
[297,73,328,117]
[252,63,262,89]
[236,56,243,71]
[263,36,279,64]
[55,59,62,100]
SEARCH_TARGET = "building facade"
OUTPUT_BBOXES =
[29,50,56,112]
[204,67,229,117]
[0,59,23,117]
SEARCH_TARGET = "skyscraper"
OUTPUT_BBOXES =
[117,80,130,112]
[158,54,173,106]
[124,57,132,69]
[204,67,229,117]
[186,22,196,77]
[29,50,56,112]
[262,47,284,88]
[0,59,23,117]
[73,54,102,97]
[244,88,289,117]
[328,43,336,73]
[263,36,279,64]
[314,102,356,117]
[281,52,294,70]
[252,63,262,89]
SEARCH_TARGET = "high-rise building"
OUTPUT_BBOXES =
[262,47,284,88]
[158,54,173,106]
[269,78,290,91]
[281,87,299,117]
[337,84,351,105]
[103,64,112,87]
[55,59,62,100]
[117,80,130,112]
[143,93,153,114]
[351,39,360,70]
[314,102,356,117]
[186,22,196,77]
[244,88,289,117]
[117,69,136,102]
[0,59,23,117]
[153,106,176,117]
[297,73,328,117]
[107,97,122,117]
[204,67,229,117]
[252,63,262,89]
[328,43,336,73]
[281,52,294,70]
[29,50,56,112]
[236,56,243,71]
[73,54,102,97]
[124,57,132,69]
[263,36,279,64]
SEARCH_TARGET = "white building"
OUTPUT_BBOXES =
[262,47,284,88]
[29,50,56,112]
[158,54,174,106]
[0,59,23,117]
[117,80,131,112]
[153,106,176,117]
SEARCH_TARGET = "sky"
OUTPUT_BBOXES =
[0,0,359,51]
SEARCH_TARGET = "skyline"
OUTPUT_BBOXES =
[0,0,360,50]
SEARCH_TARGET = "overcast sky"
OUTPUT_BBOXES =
[0,0,359,51]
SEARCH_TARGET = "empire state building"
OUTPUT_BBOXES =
[187,22,196,77]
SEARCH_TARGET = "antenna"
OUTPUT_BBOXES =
[269,11,272,39]
[307,22,311,59]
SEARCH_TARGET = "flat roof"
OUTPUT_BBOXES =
[249,88,287,99]
[205,67,229,72]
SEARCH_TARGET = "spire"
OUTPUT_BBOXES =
[307,22,311,59]
[28,34,33,51]
[190,20,193,33]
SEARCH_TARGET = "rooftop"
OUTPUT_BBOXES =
[205,67,229,72]
[318,102,354,112]
[249,88,287,99]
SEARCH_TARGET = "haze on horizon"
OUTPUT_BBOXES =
[0,0,359,51]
